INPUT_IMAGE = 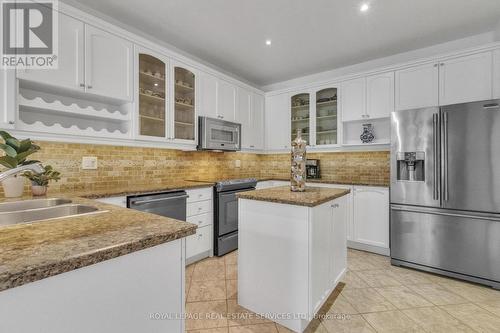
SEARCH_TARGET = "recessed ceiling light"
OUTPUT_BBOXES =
[360,3,370,12]
[265,39,272,46]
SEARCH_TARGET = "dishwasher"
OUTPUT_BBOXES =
[127,190,187,221]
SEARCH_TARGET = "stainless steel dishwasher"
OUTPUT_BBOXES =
[127,190,187,221]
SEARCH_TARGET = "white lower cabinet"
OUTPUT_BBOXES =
[494,49,500,99]
[185,187,213,264]
[352,186,389,255]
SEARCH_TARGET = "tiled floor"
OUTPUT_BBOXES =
[185,249,500,333]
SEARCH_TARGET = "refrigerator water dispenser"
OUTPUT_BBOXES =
[396,152,425,181]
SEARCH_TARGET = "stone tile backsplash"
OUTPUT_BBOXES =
[3,141,389,194]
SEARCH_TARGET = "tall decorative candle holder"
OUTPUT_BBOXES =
[291,128,307,192]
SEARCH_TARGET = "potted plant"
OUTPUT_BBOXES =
[0,131,40,197]
[23,165,61,196]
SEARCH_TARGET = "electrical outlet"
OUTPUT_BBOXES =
[235,160,241,168]
[82,156,98,170]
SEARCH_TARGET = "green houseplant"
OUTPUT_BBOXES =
[0,131,40,197]
[23,165,61,196]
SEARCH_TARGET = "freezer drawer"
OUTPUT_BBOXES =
[391,205,500,285]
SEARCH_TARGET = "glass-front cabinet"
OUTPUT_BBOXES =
[315,88,338,145]
[138,53,167,138]
[173,66,196,141]
[290,87,339,147]
[290,93,310,145]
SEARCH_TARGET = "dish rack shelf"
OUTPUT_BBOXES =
[17,86,132,139]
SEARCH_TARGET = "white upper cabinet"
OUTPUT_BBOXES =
[217,79,237,121]
[237,87,252,148]
[493,50,500,99]
[341,77,365,122]
[366,72,394,119]
[395,62,439,110]
[17,12,84,92]
[266,93,290,150]
[439,51,492,106]
[85,25,133,102]
[199,72,218,119]
[250,93,265,150]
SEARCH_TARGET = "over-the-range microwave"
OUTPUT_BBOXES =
[197,116,241,151]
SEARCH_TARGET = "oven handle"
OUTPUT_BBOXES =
[130,195,189,206]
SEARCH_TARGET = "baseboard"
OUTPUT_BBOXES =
[347,241,390,256]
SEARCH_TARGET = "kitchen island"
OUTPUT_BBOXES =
[237,186,350,333]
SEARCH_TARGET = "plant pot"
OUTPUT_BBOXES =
[31,185,47,196]
[2,176,25,198]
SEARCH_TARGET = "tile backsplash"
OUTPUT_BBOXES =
[4,141,389,194]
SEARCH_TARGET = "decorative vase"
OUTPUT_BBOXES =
[360,123,375,143]
[291,128,307,192]
[2,176,25,198]
[31,184,48,196]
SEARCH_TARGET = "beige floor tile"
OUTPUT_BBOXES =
[374,285,433,309]
[347,257,380,271]
[187,264,195,281]
[341,288,396,313]
[225,251,238,265]
[192,259,226,281]
[476,299,500,317]
[226,264,238,280]
[407,284,468,306]
[226,279,238,300]
[185,300,228,331]
[188,280,227,302]
[439,279,500,303]
[388,267,435,285]
[321,314,375,333]
[276,323,295,333]
[340,271,369,290]
[226,299,272,326]
[228,323,278,333]
[188,328,229,333]
[327,295,359,315]
[355,269,402,288]
[441,303,500,333]
[402,306,476,333]
[362,310,425,332]
[304,320,329,333]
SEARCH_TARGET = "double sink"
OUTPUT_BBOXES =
[0,198,104,226]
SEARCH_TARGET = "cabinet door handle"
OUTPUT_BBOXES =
[79,83,85,88]
[8,121,14,125]
[331,203,339,208]
[87,85,93,89]
[440,63,445,66]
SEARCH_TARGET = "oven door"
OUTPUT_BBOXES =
[217,188,253,237]
[199,117,241,151]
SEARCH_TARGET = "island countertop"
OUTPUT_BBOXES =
[0,195,197,292]
[237,186,351,207]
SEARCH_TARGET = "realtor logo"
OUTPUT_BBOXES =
[1,0,58,68]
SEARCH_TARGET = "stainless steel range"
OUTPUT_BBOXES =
[390,99,500,289]
[214,178,257,256]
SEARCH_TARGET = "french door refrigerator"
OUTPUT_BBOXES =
[390,99,500,289]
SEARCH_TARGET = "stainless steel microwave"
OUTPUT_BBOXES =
[198,116,241,151]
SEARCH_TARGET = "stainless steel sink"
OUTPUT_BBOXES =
[0,204,105,226]
[0,198,72,212]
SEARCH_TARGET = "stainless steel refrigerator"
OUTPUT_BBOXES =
[390,99,500,289]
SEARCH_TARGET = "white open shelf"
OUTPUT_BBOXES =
[342,117,390,146]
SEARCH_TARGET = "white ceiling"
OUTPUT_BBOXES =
[64,0,500,87]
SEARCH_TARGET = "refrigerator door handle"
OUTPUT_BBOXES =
[433,113,439,201]
[391,205,500,222]
[443,111,449,201]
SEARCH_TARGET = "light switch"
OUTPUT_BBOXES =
[82,156,98,170]
[235,160,241,168]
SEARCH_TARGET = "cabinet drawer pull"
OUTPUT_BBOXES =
[8,121,14,125]
[331,203,339,208]
[87,85,93,89]
[79,83,85,87]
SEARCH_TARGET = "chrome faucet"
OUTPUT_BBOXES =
[0,163,44,182]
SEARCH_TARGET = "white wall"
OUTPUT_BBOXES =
[262,32,497,92]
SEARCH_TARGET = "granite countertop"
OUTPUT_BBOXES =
[0,195,197,292]
[259,178,389,187]
[71,180,215,199]
[237,186,351,207]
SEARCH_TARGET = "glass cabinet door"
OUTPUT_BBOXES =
[174,67,195,141]
[290,93,310,145]
[315,88,338,145]
[138,54,166,137]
